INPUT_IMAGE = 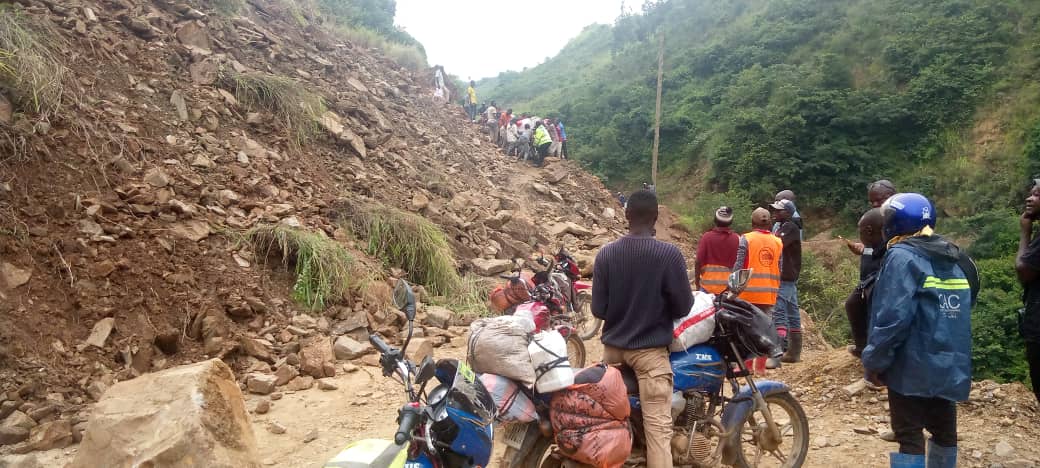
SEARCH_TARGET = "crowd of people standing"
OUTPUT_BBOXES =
[464,81,568,167]
[598,182,984,468]
[687,182,981,468]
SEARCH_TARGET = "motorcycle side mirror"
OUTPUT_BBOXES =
[415,356,436,386]
[393,279,417,321]
[728,269,753,294]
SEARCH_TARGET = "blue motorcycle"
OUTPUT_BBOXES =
[324,280,496,468]
[503,269,810,467]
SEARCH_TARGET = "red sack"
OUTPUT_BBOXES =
[488,275,533,313]
[550,365,633,468]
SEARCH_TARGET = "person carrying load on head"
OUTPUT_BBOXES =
[732,207,783,376]
[694,206,740,295]
[592,190,693,468]
[863,193,976,468]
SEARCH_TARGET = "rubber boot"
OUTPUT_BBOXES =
[926,440,957,468]
[781,331,803,363]
[890,453,925,468]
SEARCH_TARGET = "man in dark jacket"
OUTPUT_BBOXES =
[846,208,885,357]
[769,198,803,365]
[593,189,693,468]
[863,193,972,468]
[1015,180,1040,404]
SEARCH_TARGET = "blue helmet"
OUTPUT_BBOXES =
[881,193,936,239]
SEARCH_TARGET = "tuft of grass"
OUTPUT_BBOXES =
[332,25,427,72]
[429,274,490,319]
[218,71,326,145]
[247,224,360,310]
[341,202,461,296]
[207,0,245,15]
[0,7,71,119]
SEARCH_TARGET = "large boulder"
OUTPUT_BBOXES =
[70,359,260,468]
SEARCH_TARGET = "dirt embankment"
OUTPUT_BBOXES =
[0,0,624,457]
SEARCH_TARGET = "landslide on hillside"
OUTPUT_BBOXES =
[0,0,624,449]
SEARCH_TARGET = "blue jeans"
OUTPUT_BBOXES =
[773,281,800,333]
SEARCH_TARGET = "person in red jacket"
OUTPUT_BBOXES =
[694,206,740,294]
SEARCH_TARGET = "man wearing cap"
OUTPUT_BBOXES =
[695,207,741,294]
[770,198,803,365]
[773,190,803,235]
[733,207,784,375]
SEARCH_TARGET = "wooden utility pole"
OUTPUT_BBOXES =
[651,30,664,188]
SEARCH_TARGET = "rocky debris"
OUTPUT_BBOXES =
[246,373,278,395]
[11,420,73,454]
[84,317,116,349]
[333,336,370,360]
[549,221,593,238]
[842,378,872,397]
[317,379,338,391]
[424,306,453,329]
[254,399,271,415]
[273,363,298,386]
[267,422,287,435]
[285,376,314,391]
[996,441,1016,458]
[299,337,336,378]
[342,363,359,373]
[2,411,37,431]
[319,111,366,158]
[1,262,31,290]
[0,426,30,445]
[302,429,319,443]
[405,338,433,363]
[171,220,211,241]
[0,0,625,423]
[471,258,513,276]
[71,359,260,468]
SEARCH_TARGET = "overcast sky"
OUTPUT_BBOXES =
[395,0,627,80]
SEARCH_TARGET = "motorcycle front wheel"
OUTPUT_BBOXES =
[574,291,600,340]
[730,391,809,468]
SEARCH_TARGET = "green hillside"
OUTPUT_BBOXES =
[480,0,1040,386]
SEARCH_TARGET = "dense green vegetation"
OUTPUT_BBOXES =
[481,0,1040,387]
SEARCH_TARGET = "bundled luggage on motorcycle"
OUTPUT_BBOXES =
[488,275,534,313]
[467,316,537,386]
[550,364,633,468]
[716,298,783,359]
[477,373,538,423]
[529,330,574,392]
[669,291,717,352]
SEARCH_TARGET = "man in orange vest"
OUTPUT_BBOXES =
[694,206,740,294]
[733,207,783,374]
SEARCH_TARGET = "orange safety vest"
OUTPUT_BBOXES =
[738,230,782,306]
[700,265,731,294]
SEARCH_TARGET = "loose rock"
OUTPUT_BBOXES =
[71,359,260,468]
[84,317,116,348]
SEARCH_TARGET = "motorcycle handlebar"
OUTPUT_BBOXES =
[395,403,422,446]
[369,334,392,355]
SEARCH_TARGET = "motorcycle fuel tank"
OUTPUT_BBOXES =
[671,344,725,394]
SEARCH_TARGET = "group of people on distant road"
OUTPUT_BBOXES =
[463,81,568,167]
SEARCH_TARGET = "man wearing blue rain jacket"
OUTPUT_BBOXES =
[862,193,974,468]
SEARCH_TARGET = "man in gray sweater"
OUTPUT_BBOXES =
[593,189,693,468]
